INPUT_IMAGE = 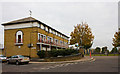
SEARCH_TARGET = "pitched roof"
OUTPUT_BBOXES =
[2,17,69,38]
[2,17,38,25]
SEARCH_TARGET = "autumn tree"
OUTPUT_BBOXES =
[112,32,120,47]
[70,22,94,50]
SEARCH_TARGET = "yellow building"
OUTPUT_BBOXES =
[2,17,69,58]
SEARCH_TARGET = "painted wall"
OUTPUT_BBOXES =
[4,22,69,57]
[4,27,38,57]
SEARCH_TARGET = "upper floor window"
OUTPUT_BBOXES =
[41,24,44,29]
[60,40,63,45]
[38,33,40,40]
[49,37,53,42]
[43,35,46,42]
[55,39,58,44]
[46,27,48,32]
[16,31,23,43]
[38,24,41,28]
[49,29,53,33]
[53,30,55,34]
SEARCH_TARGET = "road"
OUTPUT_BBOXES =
[2,56,119,72]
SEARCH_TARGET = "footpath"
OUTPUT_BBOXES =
[29,56,95,64]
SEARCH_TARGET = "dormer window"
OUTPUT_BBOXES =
[41,24,44,29]
[15,31,23,45]
[46,27,48,32]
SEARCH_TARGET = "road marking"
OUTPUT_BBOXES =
[41,67,50,70]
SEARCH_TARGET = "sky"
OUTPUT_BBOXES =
[0,0,119,50]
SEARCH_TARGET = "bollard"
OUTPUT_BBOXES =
[90,51,91,58]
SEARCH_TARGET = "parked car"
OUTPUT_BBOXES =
[7,55,30,65]
[0,55,7,62]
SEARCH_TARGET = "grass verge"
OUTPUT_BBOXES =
[85,54,120,56]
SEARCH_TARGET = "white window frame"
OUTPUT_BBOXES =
[16,31,23,43]
[46,27,48,32]
[47,36,50,41]
[53,30,55,34]
[60,40,63,45]
[49,29,53,33]
[49,37,53,42]
[43,35,46,42]
[54,39,58,44]
[38,33,41,40]
[41,24,44,29]
[40,34,44,41]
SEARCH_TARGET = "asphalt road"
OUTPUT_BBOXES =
[2,56,119,72]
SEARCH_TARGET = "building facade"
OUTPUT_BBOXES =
[2,17,69,58]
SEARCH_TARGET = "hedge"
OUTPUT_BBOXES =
[37,49,79,58]
[37,50,45,58]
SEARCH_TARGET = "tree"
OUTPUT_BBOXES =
[95,47,101,54]
[102,46,107,54]
[70,22,94,50]
[112,32,120,47]
[111,47,118,54]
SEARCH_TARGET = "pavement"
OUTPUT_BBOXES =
[30,56,95,64]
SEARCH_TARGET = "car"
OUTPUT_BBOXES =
[7,55,30,65]
[0,55,7,62]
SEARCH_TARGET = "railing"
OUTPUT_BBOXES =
[38,38,68,48]
[38,38,54,44]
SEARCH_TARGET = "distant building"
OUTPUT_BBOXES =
[2,17,69,57]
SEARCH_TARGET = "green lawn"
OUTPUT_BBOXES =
[85,54,119,56]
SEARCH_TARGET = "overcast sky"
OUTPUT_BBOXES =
[0,0,119,50]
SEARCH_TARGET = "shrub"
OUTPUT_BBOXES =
[49,49,58,57]
[37,50,45,58]
[37,49,79,58]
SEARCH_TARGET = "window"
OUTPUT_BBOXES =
[60,40,63,45]
[49,37,53,42]
[56,32,57,35]
[43,35,46,42]
[40,34,44,42]
[38,33,40,41]
[53,30,55,34]
[47,36,50,41]
[16,31,23,43]
[47,36,50,43]
[60,34,62,37]
[46,27,48,32]
[11,56,18,58]
[41,24,44,29]
[19,55,24,58]
[57,33,59,36]
[49,29,53,33]
[55,39,58,44]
